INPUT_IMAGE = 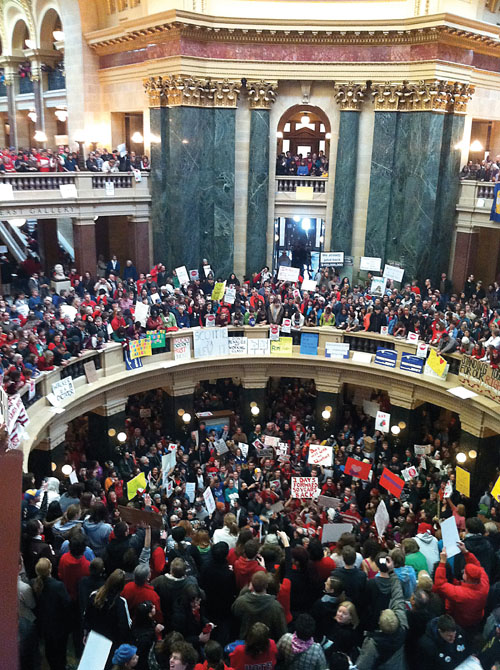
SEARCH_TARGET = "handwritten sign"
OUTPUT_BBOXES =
[203,486,216,515]
[84,360,98,384]
[308,445,333,466]
[383,264,405,283]
[51,377,75,405]
[173,336,191,360]
[175,266,189,285]
[321,252,344,267]
[211,282,226,301]
[225,287,236,304]
[360,256,381,272]
[270,337,293,356]
[228,337,248,355]
[247,338,270,356]
[278,266,300,283]
[193,327,229,358]
[291,477,318,499]
[325,342,350,359]
[459,354,500,404]
[375,410,391,432]
[317,495,341,509]
[456,466,470,497]
[129,338,152,360]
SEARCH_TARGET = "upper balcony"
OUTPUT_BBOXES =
[0,171,151,221]
[275,175,328,209]
[455,179,499,231]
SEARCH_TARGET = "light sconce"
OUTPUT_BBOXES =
[456,452,467,464]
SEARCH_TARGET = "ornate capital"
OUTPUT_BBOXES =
[144,75,241,108]
[144,76,164,107]
[447,82,474,115]
[333,82,367,111]
[398,80,449,112]
[247,80,277,109]
[369,79,474,114]
[370,83,404,111]
[212,79,241,108]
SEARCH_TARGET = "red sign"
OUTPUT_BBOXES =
[344,457,371,481]
[379,467,405,499]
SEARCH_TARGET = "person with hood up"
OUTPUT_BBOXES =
[356,556,408,670]
[232,570,287,642]
[418,614,470,670]
[415,523,440,574]
[38,477,60,506]
[82,503,113,557]
[434,540,489,632]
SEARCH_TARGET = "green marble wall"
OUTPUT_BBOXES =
[246,109,270,273]
[330,111,360,254]
[150,106,236,276]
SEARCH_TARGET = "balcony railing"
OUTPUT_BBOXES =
[276,176,328,193]
[0,171,147,192]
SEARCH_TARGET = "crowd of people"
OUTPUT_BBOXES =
[460,155,500,182]
[19,374,500,670]
[0,147,150,173]
[276,151,329,177]
[1,244,499,401]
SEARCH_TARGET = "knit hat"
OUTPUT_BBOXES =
[24,489,40,501]
[417,522,433,535]
[112,644,137,664]
[464,563,482,581]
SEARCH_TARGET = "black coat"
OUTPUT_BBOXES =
[84,592,131,645]
[200,560,236,622]
[418,618,469,670]
[34,577,71,638]
[453,534,497,580]
[332,567,367,610]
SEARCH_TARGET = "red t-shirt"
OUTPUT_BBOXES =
[230,640,278,670]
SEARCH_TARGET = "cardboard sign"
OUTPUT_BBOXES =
[375,411,391,432]
[175,266,189,285]
[193,327,229,358]
[383,264,405,283]
[362,400,379,418]
[456,466,470,497]
[308,445,333,467]
[270,337,293,356]
[278,266,300,283]
[444,481,453,499]
[291,477,318,498]
[59,183,78,199]
[370,277,387,296]
[426,349,448,378]
[211,282,226,301]
[300,332,318,356]
[228,337,248,355]
[129,338,152,360]
[374,347,397,368]
[344,457,371,481]
[400,353,424,374]
[325,342,350,359]
[352,351,372,363]
[440,516,461,558]
[203,486,216,515]
[317,495,341,509]
[51,377,75,405]
[127,472,147,500]
[147,331,166,348]
[253,438,265,451]
[374,500,390,538]
[174,336,191,360]
[321,523,353,543]
[84,360,98,384]
[491,474,500,503]
[247,338,270,356]
[360,256,381,272]
[118,505,164,529]
[321,252,344,267]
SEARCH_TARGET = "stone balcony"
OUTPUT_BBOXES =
[275,175,328,207]
[455,179,498,232]
[0,171,151,221]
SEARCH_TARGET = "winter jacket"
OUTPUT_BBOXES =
[200,559,236,623]
[234,556,266,591]
[415,532,440,574]
[58,552,90,601]
[152,573,198,626]
[434,551,489,629]
[356,574,408,670]
[405,551,429,575]
[394,565,416,599]
[277,634,327,670]
[332,566,367,610]
[232,591,287,641]
[363,576,393,631]
[418,617,470,670]
[453,533,498,580]
[122,581,163,623]
[82,520,112,557]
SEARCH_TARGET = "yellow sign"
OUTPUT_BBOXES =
[427,349,447,377]
[211,282,226,301]
[492,474,500,503]
[270,337,293,356]
[127,471,147,500]
[129,338,152,360]
[455,466,470,497]
[296,186,314,200]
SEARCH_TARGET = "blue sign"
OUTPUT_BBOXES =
[400,352,424,374]
[300,332,318,356]
[374,347,397,368]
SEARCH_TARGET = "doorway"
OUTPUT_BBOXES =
[274,216,325,275]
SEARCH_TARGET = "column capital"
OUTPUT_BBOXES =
[247,80,278,109]
[333,81,368,111]
[370,82,405,111]
[143,75,241,108]
[447,81,475,115]
[369,80,475,114]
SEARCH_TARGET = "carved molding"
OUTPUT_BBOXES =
[333,82,368,111]
[247,80,278,109]
[143,75,241,108]
[369,79,474,113]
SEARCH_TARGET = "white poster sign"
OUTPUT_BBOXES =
[322,523,353,543]
[77,631,113,670]
[193,327,229,358]
[383,264,405,283]
[375,410,391,432]
[417,342,429,358]
[203,265,212,277]
[264,436,280,447]
[308,445,333,466]
[407,331,419,342]
[51,377,75,405]
[370,277,387,296]
[175,266,189,285]
[374,500,390,538]
[269,325,280,341]
[247,338,270,356]
[360,256,381,272]
[402,465,418,481]
[203,486,216,515]
[105,181,115,197]
[59,184,78,199]
[301,279,317,292]
[281,318,291,333]
[291,477,319,499]
[321,252,344,266]
[278,266,300,283]
[186,482,196,503]
[440,516,461,558]
[225,287,236,304]
[134,302,150,327]
[325,342,350,359]
[228,337,248,355]
[173,336,191,361]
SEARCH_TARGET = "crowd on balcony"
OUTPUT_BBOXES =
[0,147,150,173]
[18,368,500,670]
[276,151,329,177]
[460,155,500,181]
[1,246,500,398]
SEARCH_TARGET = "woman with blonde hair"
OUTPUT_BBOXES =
[212,513,238,549]
[323,601,363,660]
[32,557,71,670]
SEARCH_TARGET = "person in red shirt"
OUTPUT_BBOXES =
[195,640,234,670]
[122,563,163,623]
[234,539,266,590]
[58,534,90,602]
[230,622,278,670]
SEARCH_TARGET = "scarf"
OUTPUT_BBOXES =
[291,633,314,654]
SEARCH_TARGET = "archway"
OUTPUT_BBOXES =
[10,18,30,54]
[276,104,331,173]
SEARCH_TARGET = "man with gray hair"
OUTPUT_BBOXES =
[122,562,163,623]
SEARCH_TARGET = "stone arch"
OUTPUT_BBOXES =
[277,104,332,158]
[38,5,62,48]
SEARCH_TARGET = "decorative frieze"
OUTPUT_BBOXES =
[369,79,474,114]
[143,75,241,108]
[333,82,367,111]
[247,80,277,109]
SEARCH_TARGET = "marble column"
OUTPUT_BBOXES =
[245,81,277,274]
[149,105,168,265]
[330,83,366,255]
[1,63,18,147]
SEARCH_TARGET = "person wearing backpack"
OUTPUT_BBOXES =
[167,526,201,577]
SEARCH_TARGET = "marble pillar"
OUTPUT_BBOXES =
[212,108,236,278]
[246,109,270,273]
[365,112,398,258]
[149,107,168,265]
[331,111,360,254]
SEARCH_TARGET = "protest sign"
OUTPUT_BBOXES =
[444,481,453,499]
[186,482,196,503]
[414,444,431,456]
[203,486,216,515]
[400,353,424,374]
[417,342,429,358]
[321,252,344,267]
[270,337,293,356]
[129,338,152,360]
[147,331,166,348]
[127,472,147,500]
[301,278,317,292]
[134,302,149,327]
[344,457,371,481]
[407,331,419,343]
[173,336,191,360]
[322,523,353,543]
[440,516,461,558]
[51,377,75,405]
[456,466,470,497]
[77,630,113,670]
[383,264,405,283]
[278,266,300,282]
[239,443,249,457]
[370,277,387,296]
[277,442,289,456]
[253,438,265,451]
[162,446,177,474]
[325,342,350,359]
[360,256,381,272]
[215,439,229,456]
[300,332,318,356]
[84,360,98,384]
[264,436,280,447]
[211,282,226,301]
[375,411,390,432]
[352,351,372,363]
[228,337,248,355]
[402,466,418,481]
[491,475,500,503]
[426,349,448,378]
[362,400,379,418]
[247,339,270,356]
[150,292,161,304]
[374,348,397,369]
[189,269,199,281]
[175,266,189,285]
[193,327,229,358]
[375,500,390,537]
[69,470,78,484]
[380,326,389,335]
[308,445,333,467]
[291,477,318,498]
[118,505,164,530]
[281,318,291,333]
[270,501,284,514]
[203,265,212,277]
[261,447,275,458]
[459,354,500,404]
[379,468,405,498]
[225,287,236,304]
[270,325,280,341]
[317,495,341,509]
[139,408,151,418]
